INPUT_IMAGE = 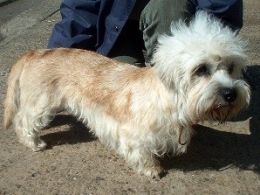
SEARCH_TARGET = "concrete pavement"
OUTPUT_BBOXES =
[0,0,59,42]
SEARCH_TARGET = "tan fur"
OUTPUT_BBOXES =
[3,48,183,177]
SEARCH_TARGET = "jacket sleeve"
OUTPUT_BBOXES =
[48,0,100,49]
[191,0,243,31]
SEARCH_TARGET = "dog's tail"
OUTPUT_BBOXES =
[3,60,24,129]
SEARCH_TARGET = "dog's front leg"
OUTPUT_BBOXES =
[122,146,166,178]
[137,155,165,179]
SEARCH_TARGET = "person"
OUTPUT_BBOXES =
[48,0,243,65]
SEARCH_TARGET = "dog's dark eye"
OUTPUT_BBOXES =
[195,64,210,76]
[228,63,234,74]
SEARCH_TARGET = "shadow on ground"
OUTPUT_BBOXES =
[41,115,96,148]
[162,122,260,173]
[40,65,260,173]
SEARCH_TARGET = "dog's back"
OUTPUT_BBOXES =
[3,48,167,130]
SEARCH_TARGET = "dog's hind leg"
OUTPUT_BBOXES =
[13,107,53,151]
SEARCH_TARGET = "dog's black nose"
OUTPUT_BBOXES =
[220,87,237,103]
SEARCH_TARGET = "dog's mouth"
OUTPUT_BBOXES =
[211,103,234,123]
[215,102,232,110]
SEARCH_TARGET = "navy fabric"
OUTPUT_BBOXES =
[48,0,100,50]
[48,0,136,55]
[48,0,243,55]
[190,0,243,31]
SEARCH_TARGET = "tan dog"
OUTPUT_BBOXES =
[3,12,250,177]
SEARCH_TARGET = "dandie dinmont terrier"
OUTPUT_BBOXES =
[4,12,250,177]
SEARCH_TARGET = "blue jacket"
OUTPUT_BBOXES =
[48,0,243,56]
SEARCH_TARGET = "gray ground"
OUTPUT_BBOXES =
[0,0,259,194]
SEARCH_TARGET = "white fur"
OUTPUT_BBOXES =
[153,11,250,123]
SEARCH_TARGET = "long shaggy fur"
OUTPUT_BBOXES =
[3,12,250,178]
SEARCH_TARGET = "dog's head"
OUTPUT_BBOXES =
[153,11,251,124]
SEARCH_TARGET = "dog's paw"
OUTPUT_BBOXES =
[32,139,47,152]
[19,136,47,152]
[141,165,167,179]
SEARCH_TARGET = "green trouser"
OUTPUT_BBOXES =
[109,0,191,65]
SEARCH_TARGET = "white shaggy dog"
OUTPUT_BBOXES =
[3,12,250,178]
